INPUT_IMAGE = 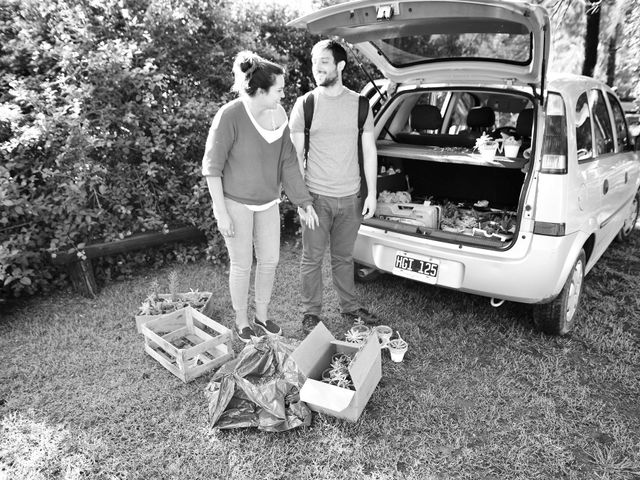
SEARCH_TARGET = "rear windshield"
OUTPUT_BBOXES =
[372,32,532,67]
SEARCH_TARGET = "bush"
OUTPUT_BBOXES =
[0,0,380,303]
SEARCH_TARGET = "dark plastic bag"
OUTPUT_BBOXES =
[205,335,311,432]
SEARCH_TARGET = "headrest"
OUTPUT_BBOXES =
[466,106,495,129]
[410,105,443,131]
[516,108,534,138]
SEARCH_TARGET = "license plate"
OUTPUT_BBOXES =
[393,251,439,284]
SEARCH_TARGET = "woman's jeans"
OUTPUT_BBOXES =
[222,198,280,323]
[301,193,362,316]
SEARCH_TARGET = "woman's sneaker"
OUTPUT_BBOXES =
[254,317,282,336]
[235,325,256,343]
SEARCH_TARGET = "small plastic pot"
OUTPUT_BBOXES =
[387,338,408,362]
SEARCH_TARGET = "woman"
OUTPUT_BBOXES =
[202,51,318,342]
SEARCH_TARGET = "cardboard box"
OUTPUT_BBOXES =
[291,322,381,422]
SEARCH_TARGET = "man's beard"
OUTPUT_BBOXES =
[315,71,339,87]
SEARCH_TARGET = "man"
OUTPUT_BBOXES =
[290,39,379,333]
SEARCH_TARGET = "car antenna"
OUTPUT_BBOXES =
[345,42,399,143]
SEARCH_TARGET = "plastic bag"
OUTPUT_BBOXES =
[204,336,311,432]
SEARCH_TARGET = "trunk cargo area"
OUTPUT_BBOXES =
[366,142,528,248]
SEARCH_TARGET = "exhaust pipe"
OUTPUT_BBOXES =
[357,266,378,278]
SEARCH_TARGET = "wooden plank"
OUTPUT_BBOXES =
[182,333,230,357]
[183,352,234,382]
[51,226,205,265]
[144,344,186,382]
[190,309,230,335]
[160,326,190,343]
[141,324,180,358]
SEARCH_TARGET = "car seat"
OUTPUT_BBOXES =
[465,106,496,135]
[396,104,482,149]
[408,104,443,133]
[395,104,445,145]
[457,106,496,147]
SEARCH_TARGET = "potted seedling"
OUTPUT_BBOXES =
[474,133,499,161]
[135,270,212,333]
[386,331,408,362]
[502,136,522,158]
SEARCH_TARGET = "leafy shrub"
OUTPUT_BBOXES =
[0,0,379,303]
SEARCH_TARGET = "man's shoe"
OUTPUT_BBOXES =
[342,307,378,325]
[254,317,282,336]
[235,325,256,343]
[302,313,321,334]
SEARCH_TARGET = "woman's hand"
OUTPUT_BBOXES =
[298,205,319,230]
[216,212,234,237]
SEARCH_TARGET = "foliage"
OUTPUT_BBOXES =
[0,0,325,303]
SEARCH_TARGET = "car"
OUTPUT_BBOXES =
[289,0,640,335]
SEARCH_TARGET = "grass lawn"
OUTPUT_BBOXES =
[1,234,639,480]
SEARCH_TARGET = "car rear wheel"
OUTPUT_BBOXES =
[616,193,639,242]
[532,249,585,336]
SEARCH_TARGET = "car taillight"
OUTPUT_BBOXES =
[540,93,568,174]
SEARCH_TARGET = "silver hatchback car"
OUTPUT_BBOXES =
[291,0,640,335]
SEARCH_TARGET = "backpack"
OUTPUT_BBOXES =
[302,92,370,198]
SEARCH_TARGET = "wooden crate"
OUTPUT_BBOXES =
[135,291,212,333]
[140,306,234,383]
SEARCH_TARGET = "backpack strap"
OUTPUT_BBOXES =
[357,95,369,198]
[302,92,314,170]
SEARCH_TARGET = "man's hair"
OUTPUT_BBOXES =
[312,39,348,65]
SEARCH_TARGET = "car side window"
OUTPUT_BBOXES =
[575,93,593,161]
[588,89,615,155]
[448,92,475,134]
[606,92,630,152]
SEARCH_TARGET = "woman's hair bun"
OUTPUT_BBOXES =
[236,51,258,75]
[239,58,253,74]
[231,50,283,96]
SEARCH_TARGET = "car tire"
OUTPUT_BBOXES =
[354,263,381,283]
[532,249,586,336]
[616,192,639,242]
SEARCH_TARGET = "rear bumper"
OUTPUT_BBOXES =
[353,226,580,303]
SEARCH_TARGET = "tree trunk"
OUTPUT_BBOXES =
[606,23,621,87]
[582,1,601,77]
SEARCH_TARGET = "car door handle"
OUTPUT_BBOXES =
[603,179,609,195]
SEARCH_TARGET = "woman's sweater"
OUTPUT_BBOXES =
[202,99,312,208]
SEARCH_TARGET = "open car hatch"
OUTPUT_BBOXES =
[288,0,550,97]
